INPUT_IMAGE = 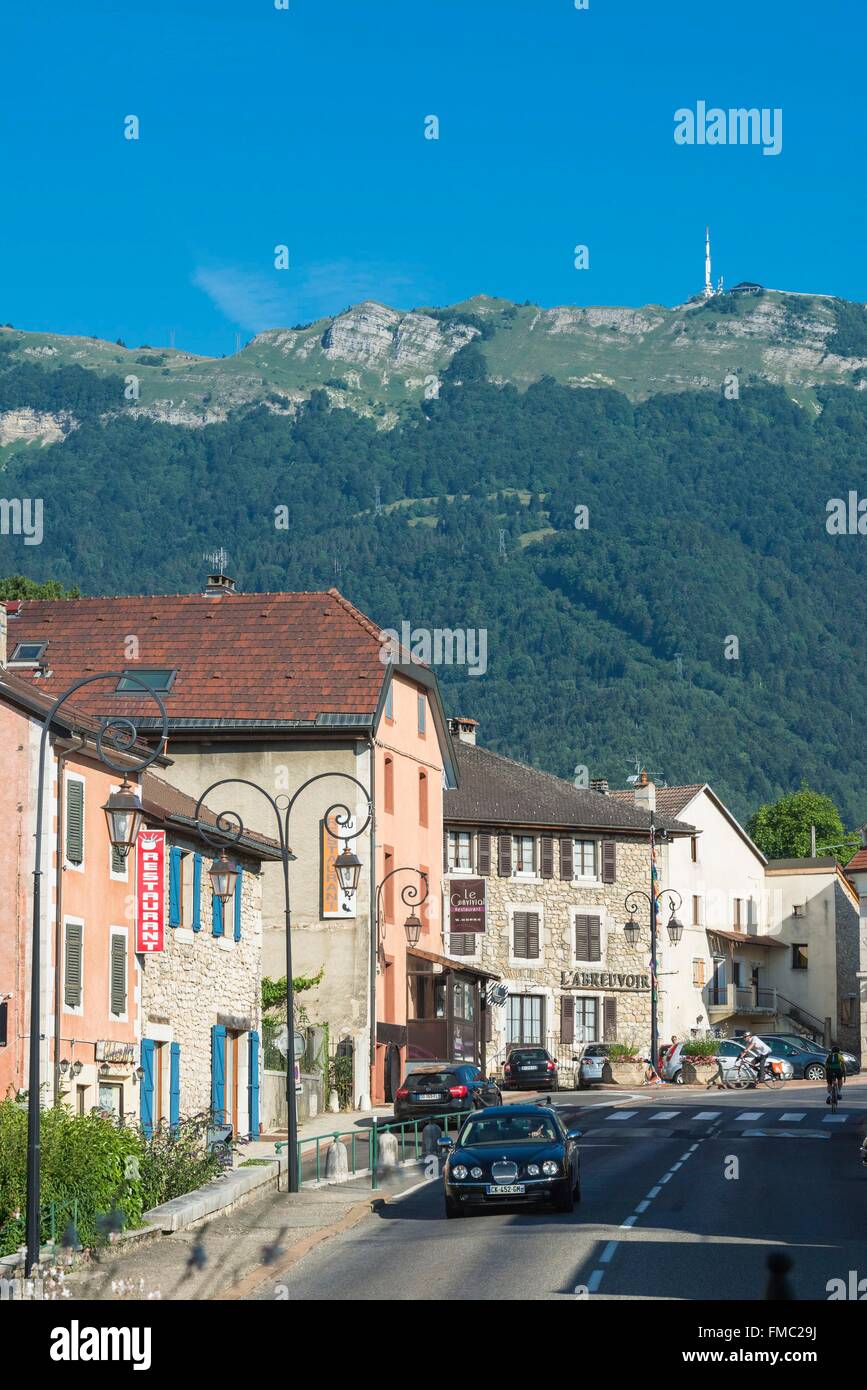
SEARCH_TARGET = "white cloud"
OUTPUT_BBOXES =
[192,259,425,333]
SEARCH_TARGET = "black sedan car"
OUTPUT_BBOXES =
[393,1063,502,1122]
[502,1046,560,1091]
[441,1105,581,1217]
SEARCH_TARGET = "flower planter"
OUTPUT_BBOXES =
[680,1057,717,1085]
[602,1060,645,1086]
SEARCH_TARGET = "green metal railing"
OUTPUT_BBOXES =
[277,1110,466,1191]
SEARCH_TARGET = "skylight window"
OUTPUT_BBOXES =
[10,642,46,665]
[116,669,177,693]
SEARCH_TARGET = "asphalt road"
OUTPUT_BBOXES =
[246,1080,867,1301]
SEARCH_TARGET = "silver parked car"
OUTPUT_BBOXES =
[663,1040,795,1086]
[577,1043,610,1088]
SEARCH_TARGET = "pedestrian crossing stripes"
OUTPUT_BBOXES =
[579,1105,862,1139]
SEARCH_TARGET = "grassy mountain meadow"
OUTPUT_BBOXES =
[2,289,867,826]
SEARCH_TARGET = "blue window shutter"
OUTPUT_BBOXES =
[233,867,243,942]
[248,1030,260,1139]
[168,847,182,927]
[212,885,224,937]
[211,1025,226,1123]
[192,854,202,932]
[169,1042,181,1133]
[140,1039,155,1138]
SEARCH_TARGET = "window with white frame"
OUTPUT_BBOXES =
[447,830,472,871]
[512,835,536,876]
[507,994,544,1045]
[573,839,597,880]
[573,996,599,1043]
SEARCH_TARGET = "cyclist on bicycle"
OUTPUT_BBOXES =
[825,1044,846,1105]
[739,1031,772,1083]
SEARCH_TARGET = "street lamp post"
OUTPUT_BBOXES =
[375,867,429,962]
[622,812,684,1068]
[194,774,372,1195]
[26,672,168,1275]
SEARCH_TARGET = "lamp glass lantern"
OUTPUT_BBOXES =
[101,779,144,857]
[624,914,641,946]
[209,851,239,903]
[334,845,362,893]
[403,911,423,946]
[666,912,684,945]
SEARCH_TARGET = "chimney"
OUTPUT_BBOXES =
[590,777,609,795]
[0,603,6,668]
[449,715,479,746]
[203,571,236,596]
[634,767,656,813]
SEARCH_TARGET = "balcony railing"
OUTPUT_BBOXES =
[708,985,777,1016]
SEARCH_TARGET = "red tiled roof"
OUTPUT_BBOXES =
[844,848,867,873]
[4,588,391,726]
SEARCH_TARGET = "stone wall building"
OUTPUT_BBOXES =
[442,723,695,1067]
[136,773,279,1137]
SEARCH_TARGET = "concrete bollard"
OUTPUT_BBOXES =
[377,1130,399,1171]
[324,1139,349,1181]
[357,1093,372,1113]
[307,1091,318,1120]
[327,1089,340,1114]
[421,1122,442,1156]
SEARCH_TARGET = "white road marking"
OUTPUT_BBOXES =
[650,1110,678,1121]
[687,1144,700,1152]
[634,1200,650,1213]
[659,1172,673,1183]
[587,1269,605,1292]
[780,1113,806,1121]
[620,1215,638,1228]
[823,1114,848,1124]
[736,1112,762,1121]
[670,1161,683,1170]
[646,1186,662,1198]
[599,1241,618,1263]
[606,1111,639,1121]
[693,1111,720,1121]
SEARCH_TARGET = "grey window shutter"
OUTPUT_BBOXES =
[526,912,540,959]
[575,914,590,959]
[560,995,574,1044]
[588,916,601,961]
[601,840,616,883]
[513,912,527,957]
[66,780,84,865]
[450,933,473,956]
[64,923,83,1008]
[497,834,512,877]
[478,833,492,875]
[603,996,618,1041]
[110,934,127,1016]
[443,830,449,872]
[559,838,573,880]
[540,837,554,879]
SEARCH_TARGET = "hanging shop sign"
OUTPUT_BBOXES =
[136,829,166,954]
[448,878,487,933]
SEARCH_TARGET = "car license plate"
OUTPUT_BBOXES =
[414,1092,444,1101]
[520,1065,538,1071]
[488,1184,524,1195]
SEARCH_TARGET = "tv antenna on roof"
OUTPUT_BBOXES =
[203,546,230,574]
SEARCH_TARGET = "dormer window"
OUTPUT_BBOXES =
[9,641,47,666]
[116,669,177,693]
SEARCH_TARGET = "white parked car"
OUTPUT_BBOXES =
[577,1043,611,1088]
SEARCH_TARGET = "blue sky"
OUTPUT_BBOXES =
[1,0,862,357]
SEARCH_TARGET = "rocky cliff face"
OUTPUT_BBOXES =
[0,407,78,446]
[321,301,476,367]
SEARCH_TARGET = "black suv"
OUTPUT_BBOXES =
[503,1046,559,1091]
[394,1064,502,1121]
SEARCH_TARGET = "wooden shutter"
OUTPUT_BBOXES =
[603,996,618,1041]
[449,934,473,956]
[692,959,705,988]
[497,834,512,877]
[514,911,541,959]
[170,1042,182,1134]
[140,1039,155,1138]
[560,995,575,1044]
[540,836,554,879]
[234,867,244,941]
[192,853,202,932]
[168,847,182,927]
[601,840,616,883]
[443,830,449,872]
[478,833,492,875]
[0,1000,7,1048]
[575,914,601,961]
[65,779,84,865]
[111,841,125,875]
[247,1033,259,1139]
[110,933,127,1016]
[212,886,224,937]
[64,922,83,1008]
[559,837,574,880]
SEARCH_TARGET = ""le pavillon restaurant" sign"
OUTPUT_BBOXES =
[449,879,487,933]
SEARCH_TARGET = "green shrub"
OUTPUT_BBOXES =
[137,1115,223,1211]
[682,1039,720,1058]
[606,1043,640,1061]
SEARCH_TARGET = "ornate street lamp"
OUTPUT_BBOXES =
[623,913,641,947]
[375,868,430,965]
[194,774,373,1195]
[208,850,239,903]
[26,671,168,1275]
[101,778,145,856]
[621,810,684,1070]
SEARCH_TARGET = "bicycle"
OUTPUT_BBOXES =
[828,1077,842,1113]
[733,1056,786,1091]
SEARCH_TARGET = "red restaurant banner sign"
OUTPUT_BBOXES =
[136,829,165,954]
[449,878,487,933]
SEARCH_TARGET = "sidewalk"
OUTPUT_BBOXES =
[55,1165,427,1302]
